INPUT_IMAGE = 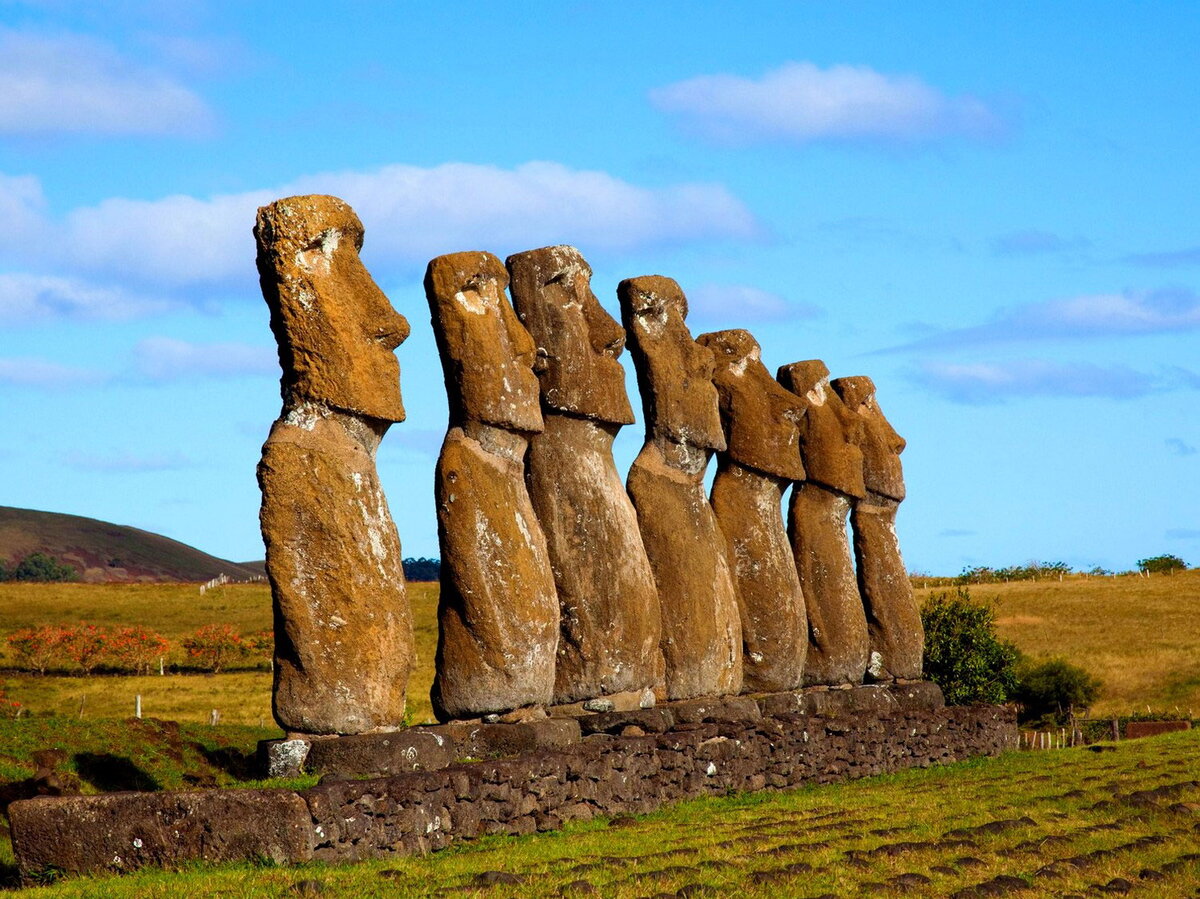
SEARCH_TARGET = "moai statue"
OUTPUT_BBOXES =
[832,376,923,681]
[426,251,559,721]
[256,195,414,735]
[507,246,664,707]
[620,276,742,700]
[777,360,869,687]
[697,329,808,693]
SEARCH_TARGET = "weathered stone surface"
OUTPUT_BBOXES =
[777,360,869,687]
[426,251,558,721]
[698,329,807,693]
[429,718,582,759]
[786,482,868,686]
[10,790,313,877]
[777,360,865,499]
[620,276,742,700]
[256,195,413,735]
[832,376,922,681]
[302,731,455,778]
[508,245,663,705]
[12,692,1014,878]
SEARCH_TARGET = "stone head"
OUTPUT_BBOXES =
[776,359,866,499]
[618,275,725,452]
[255,195,410,422]
[831,375,906,502]
[695,329,806,481]
[425,250,543,433]
[506,245,635,426]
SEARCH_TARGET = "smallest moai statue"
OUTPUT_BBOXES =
[777,360,869,687]
[832,376,923,680]
[697,329,809,693]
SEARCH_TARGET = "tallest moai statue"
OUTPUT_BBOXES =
[508,246,663,707]
[256,195,414,735]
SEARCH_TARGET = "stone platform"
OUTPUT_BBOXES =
[261,681,945,780]
[9,684,1016,881]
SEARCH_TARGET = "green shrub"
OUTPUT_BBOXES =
[9,552,79,582]
[921,588,1020,705]
[1014,657,1101,727]
[1137,554,1187,575]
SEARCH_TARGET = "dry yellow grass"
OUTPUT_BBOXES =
[5,571,1199,724]
[916,568,1200,716]
[0,580,442,725]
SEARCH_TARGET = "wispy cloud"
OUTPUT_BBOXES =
[686,283,822,324]
[5,162,759,298]
[883,288,1200,353]
[992,229,1090,256]
[0,356,106,388]
[1124,245,1200,267]
[939,529,976,538]
[907,358,1190,404]
[62,450,193,473]
[1166,438,1197,456]
[650,61,1005,146]
[132,336,276,380]
[1166,528,1200,540]
[0,28,215,136]
[0,272,174,322]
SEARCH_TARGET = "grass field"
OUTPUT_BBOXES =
[916,568,1200,717]
[3,571,1198,726]
[0,581,440,727]
[4,729,1200,896]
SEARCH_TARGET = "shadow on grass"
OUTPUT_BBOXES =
[73,753,160,792]
[194,743,259,781]
[0,860,21,890]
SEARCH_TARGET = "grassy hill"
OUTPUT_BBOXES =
[0,507,262,584]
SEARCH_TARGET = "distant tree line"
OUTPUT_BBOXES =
[402,557,440,581]
[955,554,1190,584]
[0,552,79,583]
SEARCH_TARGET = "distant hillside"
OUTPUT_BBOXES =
[0,506,263,584]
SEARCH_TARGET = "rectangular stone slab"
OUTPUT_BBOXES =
[10,789,313,878]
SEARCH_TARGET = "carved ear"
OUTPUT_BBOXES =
[533,346,551,375]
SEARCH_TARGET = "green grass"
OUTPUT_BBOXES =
[5,730,1200,896]
[0,717,282,790]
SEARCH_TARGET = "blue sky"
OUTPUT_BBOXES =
[1,1,1197,574]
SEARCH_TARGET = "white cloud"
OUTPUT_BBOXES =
[0,172,49,248]
[884,288,1200,353]
[650,61,1004,146]
[0,28,215,136]
[0,356,105,387]
[0,272,173,322]
[686,283,822,324]
[62,162,758,287]
[132,336,276,380]
[0,162,758,318]
[908,358,1174,404]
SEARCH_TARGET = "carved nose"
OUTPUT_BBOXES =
[375,312,411,350]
